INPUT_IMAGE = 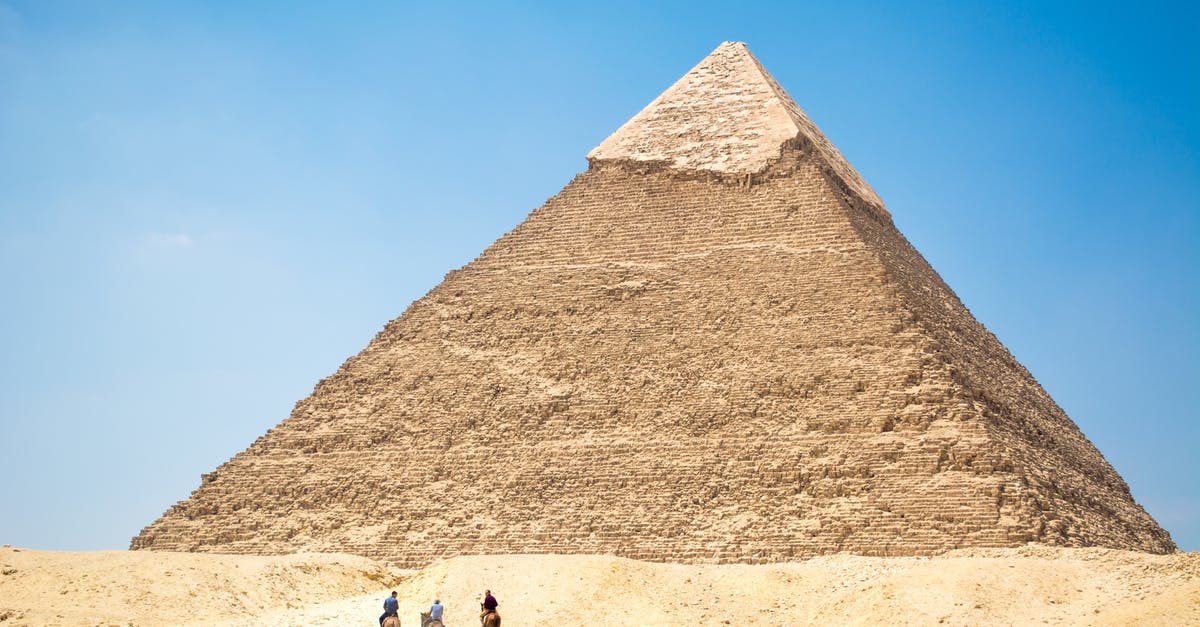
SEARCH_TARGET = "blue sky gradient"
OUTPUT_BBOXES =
[1,1,1196,552]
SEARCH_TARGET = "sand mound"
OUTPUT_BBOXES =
[1,545,1196,625]
[0,546,407,626]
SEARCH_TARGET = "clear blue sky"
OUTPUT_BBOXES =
[1,1,1196,552]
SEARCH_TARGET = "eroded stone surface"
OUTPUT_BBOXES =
[131,44,1174,567]
[588,42,885,211]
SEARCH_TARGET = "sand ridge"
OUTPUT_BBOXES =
[0,546,408,626]
[1,545,1196,626]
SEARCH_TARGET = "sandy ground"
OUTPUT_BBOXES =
[0,544,1196,626]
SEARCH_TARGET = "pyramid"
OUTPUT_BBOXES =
[132,42,1174,565]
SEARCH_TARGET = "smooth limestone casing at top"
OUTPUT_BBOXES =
[132,42,1174,567]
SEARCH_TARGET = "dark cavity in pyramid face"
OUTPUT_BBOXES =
[130,42,1175,566]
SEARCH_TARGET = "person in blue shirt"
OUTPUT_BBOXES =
[429,598,444,622]
[380,590,399,625]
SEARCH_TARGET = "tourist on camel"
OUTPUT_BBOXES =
[380,590,399,625]
[479,589,499,624]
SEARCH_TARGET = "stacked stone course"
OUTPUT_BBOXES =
[132,42,1174,566]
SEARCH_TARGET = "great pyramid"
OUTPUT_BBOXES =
[133,42,1175,565]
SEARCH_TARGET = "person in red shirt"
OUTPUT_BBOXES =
[479,589,499,623]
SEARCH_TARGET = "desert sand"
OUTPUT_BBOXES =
[1,544,1196,626]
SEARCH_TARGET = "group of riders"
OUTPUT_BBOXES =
[380,589,500,626]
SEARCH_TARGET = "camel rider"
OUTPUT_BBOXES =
[380,590,399,625]
[479,589,498,622]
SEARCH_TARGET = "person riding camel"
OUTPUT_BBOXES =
[479,589,499,625]
[380,590,399,626]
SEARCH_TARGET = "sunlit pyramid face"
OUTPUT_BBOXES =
[132,42,1175,566]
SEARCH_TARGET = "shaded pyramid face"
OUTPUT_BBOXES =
[133,42,1174,564]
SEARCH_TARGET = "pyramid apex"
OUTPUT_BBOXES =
[589,42,884,211]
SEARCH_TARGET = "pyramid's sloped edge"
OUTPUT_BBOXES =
[587,42,885,214]
[746,51,886,212]
[131,152,1174,564]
